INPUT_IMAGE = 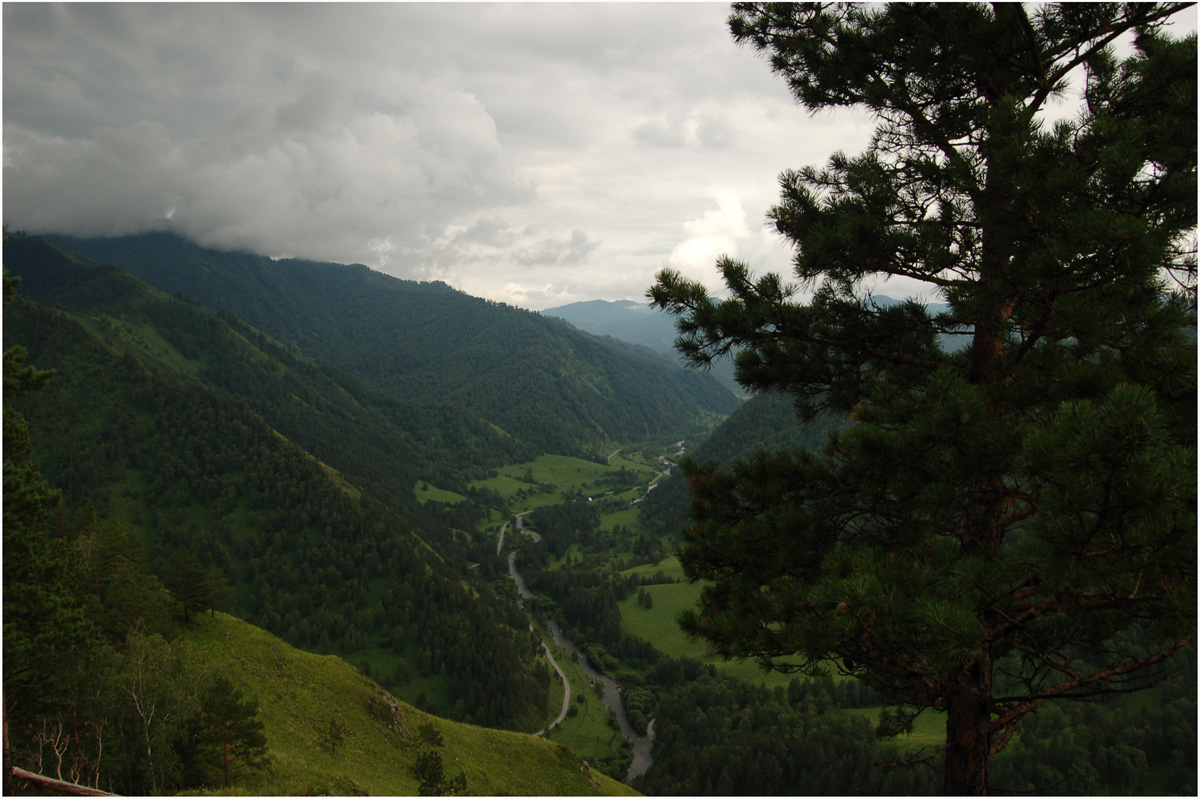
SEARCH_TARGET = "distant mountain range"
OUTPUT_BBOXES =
[44,232,740,455]
[542,299,679,353]
[543,298,744,394]
[543,294,964,393]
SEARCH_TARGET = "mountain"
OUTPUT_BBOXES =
[542,299,679,353]
[542,295,966,391]
[638,391,845,539]
[543,298,743,394]
[3,235,550,730]
[45,232,741,454]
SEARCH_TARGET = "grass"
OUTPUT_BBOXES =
[413,480,469,505]
[470,452,661,512]
[617,557,791,689]
[844,706,946,755]
[179,612,637,796]
[542,635,628,771]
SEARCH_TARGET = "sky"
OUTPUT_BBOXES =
[3,4,1194,311]
[2,3,882,310]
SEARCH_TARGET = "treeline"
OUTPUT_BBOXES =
[2,253,548,731]
[635,674,941,795]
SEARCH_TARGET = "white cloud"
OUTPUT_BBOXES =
[665,195,755,293]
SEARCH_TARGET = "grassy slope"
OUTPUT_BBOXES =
[181,612,637,796]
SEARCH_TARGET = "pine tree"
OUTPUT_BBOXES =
[197,674,268,787]
[650,4,1196,794]
[165,547,210,626]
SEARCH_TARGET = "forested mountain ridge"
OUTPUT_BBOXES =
[3,235,551,730]
[543,299,679,353]
[45,231,741,454]
[4,235,535,502]
[543,298,743,394]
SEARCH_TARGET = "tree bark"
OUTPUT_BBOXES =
[943,660,992,795]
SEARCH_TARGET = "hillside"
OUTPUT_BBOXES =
[3,236,550,731]
[543,299,679,353]
[180,611,637,796]
[639,392,845,539]
[45,232,741,454]
[543,298,742,394]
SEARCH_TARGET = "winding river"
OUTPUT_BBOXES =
[498,445,684,783]
[506,550,655,784]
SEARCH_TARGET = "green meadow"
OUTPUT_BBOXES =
[179,612,637,796]
[618,557,792,689]
[413,480,469,505]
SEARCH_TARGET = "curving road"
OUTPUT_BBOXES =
[536,641,572,736]
[498,443,683,779]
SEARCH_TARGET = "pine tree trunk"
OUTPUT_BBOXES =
[943,660,992,795]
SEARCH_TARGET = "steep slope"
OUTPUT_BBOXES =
[543,299,679,353]
[182,611,636,796]
[640,392,845,539]
[544,297,742,394]
[46,232,740,454]
[3,238,549,730]
[5,235,535,504]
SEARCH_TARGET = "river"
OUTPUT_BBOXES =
[545,618,655,782]
[506,549,655,784]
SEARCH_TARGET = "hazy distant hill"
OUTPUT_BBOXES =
[46,233,740,454]
[543,297,743,394]
[542,299,679,352]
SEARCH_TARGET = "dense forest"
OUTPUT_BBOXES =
[3,238,550,730]
[43,232,740,456]
[5,268,271,794]
[635,656,1196,795]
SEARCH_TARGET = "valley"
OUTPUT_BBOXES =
[4,233,1195,796]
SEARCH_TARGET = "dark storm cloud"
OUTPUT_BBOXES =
[2,2,881,307]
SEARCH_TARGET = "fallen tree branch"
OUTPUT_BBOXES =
[9,765,117,796]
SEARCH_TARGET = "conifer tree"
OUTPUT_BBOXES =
[650,4,1196,794]
[197,675,268,787]
[166,547,210,626]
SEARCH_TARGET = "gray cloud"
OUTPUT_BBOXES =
[513,230,600,267]
[2,2,889,308]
